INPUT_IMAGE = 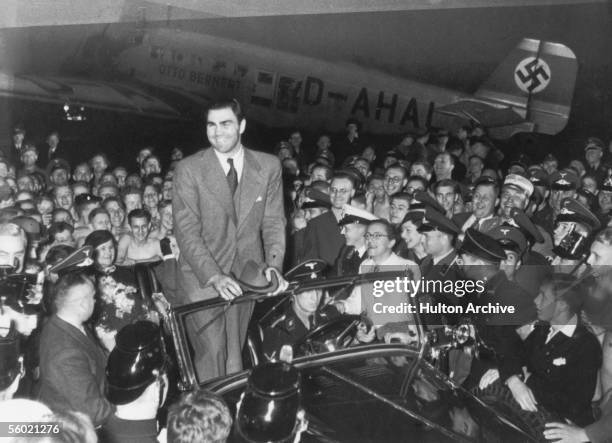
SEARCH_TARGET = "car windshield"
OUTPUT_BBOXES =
[208,347,532,443]
[169,279,426,388]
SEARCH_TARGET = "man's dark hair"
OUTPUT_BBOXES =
[412,160,433,174]
[48,221,74,239]
[446,136,465,155]
[103,196,126,211]
[158,199,172,212]
[332,171,357,189]
[128,208,151,225]
[406,175,430,190]
[474,178,500,198]
[434,179,460,195]
[311,164,333,181]
[385,165,409,180]
[88,208,109,224]
[541,274,585,316]
[207,99,244,122]
[390,192,412,204]
[436,151,455,165]
[167,389,232,443]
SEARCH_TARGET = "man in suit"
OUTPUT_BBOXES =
[2,126,26,167]
[38,271,114,427]
[452,176,501,234]
[518,274,601,426]
[173,99,287,381]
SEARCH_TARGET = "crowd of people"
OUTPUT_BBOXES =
[2,98,612,442]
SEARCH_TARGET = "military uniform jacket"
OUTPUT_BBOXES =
[420,250,464,304]
[261,304,340,360]
[523,321,602,426]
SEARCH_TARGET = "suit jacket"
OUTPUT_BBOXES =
[300,210,345,267]
[38,315,113,427]
[524,321,601,426]
[173,147,286,303]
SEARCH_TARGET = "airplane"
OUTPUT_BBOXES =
[0,14,578,140]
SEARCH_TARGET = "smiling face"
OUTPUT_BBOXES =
[472,184,497,219]
[105,201,125,228]
[143,185,160,211]
[206,107,245,155]
[435,185,457,214]
[95,240,116,268]
[293,289,323,315]
[389,198,410,224]
[384,168,407,196]
[499,185,528,218]
[330,177,354,209]
[365,222,394,261]
[400,220,423,249]
[129,216,150,242]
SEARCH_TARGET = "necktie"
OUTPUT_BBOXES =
[227,158,238,195]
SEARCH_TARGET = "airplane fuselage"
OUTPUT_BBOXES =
[112,27,466,133]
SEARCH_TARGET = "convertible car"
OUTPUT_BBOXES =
[152,264,545,442]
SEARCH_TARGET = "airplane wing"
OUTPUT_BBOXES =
[0,71,186,120]
[435,99,525,128]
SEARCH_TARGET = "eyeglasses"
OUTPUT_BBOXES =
[365,233,389,240]
[385,176,403,184]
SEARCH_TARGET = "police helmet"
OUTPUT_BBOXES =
[106,321,167,405]
[236,361,302,443]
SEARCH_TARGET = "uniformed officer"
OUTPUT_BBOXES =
[552,197,600,276]
[334,204,377,276]
[506,208,553,298]
[529,168,553,234]
[417,208,464,325]
[459,228,537,391]
[596,176,612,227]
[549,169,579,220]
[489,225,528,281]
[261,265,340,361]
[102,321,168,443]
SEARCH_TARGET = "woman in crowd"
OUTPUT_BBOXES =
[84,229,154,352]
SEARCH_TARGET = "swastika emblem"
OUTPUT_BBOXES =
[514,57,551,94]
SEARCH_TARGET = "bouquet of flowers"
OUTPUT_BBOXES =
[94,275,146,351]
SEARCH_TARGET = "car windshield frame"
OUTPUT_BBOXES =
[167,270,426,390]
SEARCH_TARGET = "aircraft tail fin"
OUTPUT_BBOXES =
[475,38,577,135]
